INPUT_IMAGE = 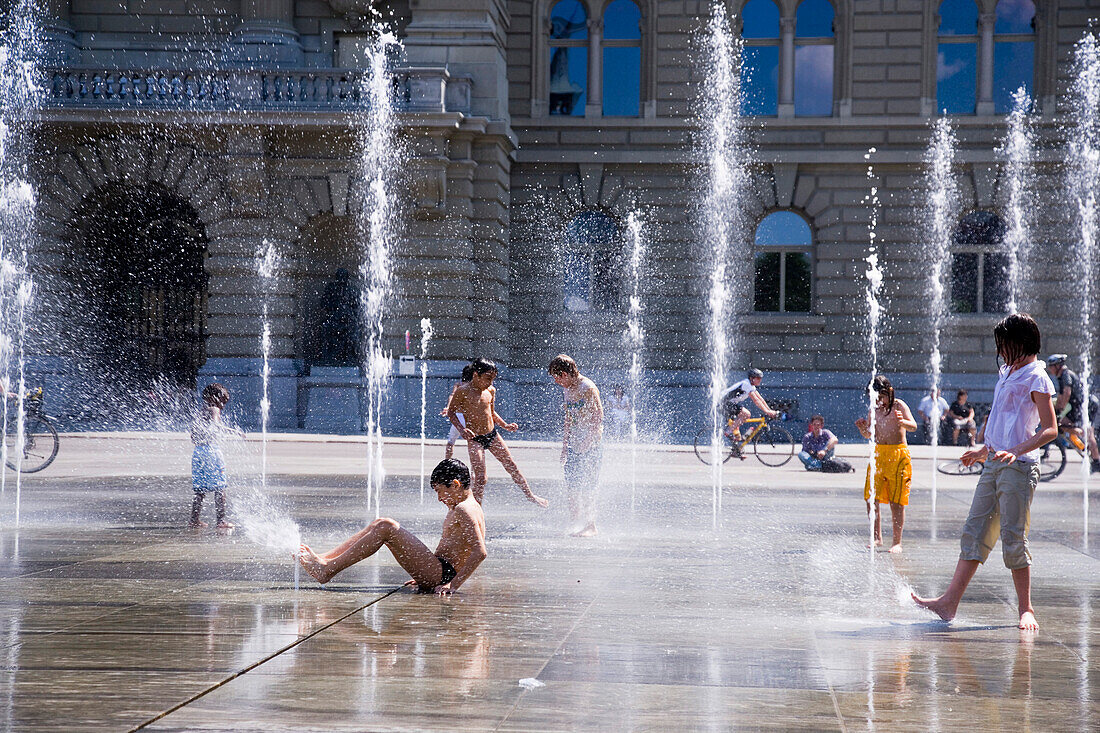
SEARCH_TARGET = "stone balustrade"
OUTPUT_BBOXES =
[40,66,471,115]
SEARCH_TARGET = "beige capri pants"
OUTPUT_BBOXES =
[959,459,1039,569]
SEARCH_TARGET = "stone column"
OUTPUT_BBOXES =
[778,16,795,117]
[41,0,79,64]
[586,18,603,118]
[224,0,304,66]
[976,12,996,114]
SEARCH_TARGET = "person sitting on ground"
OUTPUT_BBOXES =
[1046,354,1085,447]
[947,389,977,446]
[446,357,548,507]
[719,368,778,441]
[855,375,917,554]
[297,458,487,595]
[917,388,949,445]
[798,415,838,471]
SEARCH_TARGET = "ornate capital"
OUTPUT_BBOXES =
[587,18,603,34]
[779,17,796,33]
[978,12,997,30]
[327,0,375,29]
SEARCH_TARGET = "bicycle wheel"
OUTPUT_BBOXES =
[1038,441,1065,482]
[693,426,735,465]
[5,414,59,473]
[936,459,982,476]
[752,424,795,467]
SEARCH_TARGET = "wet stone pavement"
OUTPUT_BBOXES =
[0,434,1098,731]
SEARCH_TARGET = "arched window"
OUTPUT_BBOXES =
[993,0,1035,113]
[753,211,812,313]
[937,0,978,114]
[950,211,1009,313]
[563,211,622,312]
[602,0,642,116]
[794,0,834,116]
[740,0,780,116]
[549,0,587,116]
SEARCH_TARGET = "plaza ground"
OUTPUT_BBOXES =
[1,434,1098,732]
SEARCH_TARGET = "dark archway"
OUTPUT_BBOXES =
[70,182,209,396]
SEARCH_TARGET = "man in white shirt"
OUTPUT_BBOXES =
[917,388,949,445]
[719,368,778,439]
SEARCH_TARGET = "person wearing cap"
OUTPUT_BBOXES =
[1045,354,1085,446]
[718,368,778,442]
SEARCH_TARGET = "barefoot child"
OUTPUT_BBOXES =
[913,313,1057,631]
[855,375,916,553]
[447,357,548,507]
[298,459,487,595]
[190,382,242,529]
[549,354,604,537]
[443,363,474,460]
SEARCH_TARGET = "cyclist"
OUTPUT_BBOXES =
[1046,354,1084,446]
[719,368,778,441]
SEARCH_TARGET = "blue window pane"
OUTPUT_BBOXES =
[756,211,811,245]
[995,0,1034,34]
[994,41,1033,112]
[796,0,834,38]
[741,0,780,40]
[794,44,833,116]
[603,46,640,116]
[550,0,587,40]
[603,0,641,41]
[741,45,778,115]
[938,0,978,35]
[550,46,586,115]
[937,42,976,113]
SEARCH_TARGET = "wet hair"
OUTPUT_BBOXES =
[430,458,471,489]
[957,389,968,398]
[548,353,579,377]
[810,414,825,425]
[994,313,1041,367]
[870,375,895,411]
[470,357,497,376]
[460,363,474,382]
[201,382,230,408]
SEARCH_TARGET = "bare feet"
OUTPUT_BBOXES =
[570,523,598,538]
[297,543,334,584]
[912,592,956,621]
[527,492,549,509]
[888,543,903,554]
[1019,609,1039,631]
[189,520,208,529]
[216,521,235,531]
[867,538,883,549]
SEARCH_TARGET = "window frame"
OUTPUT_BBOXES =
[561,209,624,314]
[793,0,836,117]
[601,0,643,117]
[752,209,814,314]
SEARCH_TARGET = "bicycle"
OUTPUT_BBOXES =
[693,414,795,467]
[934,426,1079,483]
[3,387,60,473]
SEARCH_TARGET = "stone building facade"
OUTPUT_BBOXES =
[21,0,1100,438]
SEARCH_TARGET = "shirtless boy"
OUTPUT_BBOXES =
[297,459,487,595]
[447,357,548,507]
[855,375,917,553]
[442,363,474,460]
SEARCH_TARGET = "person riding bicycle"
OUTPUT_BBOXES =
[720,368,778,441]
[1046,354,1084,445]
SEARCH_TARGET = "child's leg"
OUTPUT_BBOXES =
[888,502,904,552]
[487,437,548,507]
[214,490,233,529]
[998,461,1039,628]
[1011,566,1038,630]
[298,518,443,586]
[190,492,206,527]
[912,558,980,620]
[466,441,487,503]
[445,440,455,460]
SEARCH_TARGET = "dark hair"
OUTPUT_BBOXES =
[957,389,967,397]
[460,364,474,382]
[470,357,497,376]
[201,382,230,407]
[810,414,825,425]
[871,374,895,411]
[994,313,1041,367]
[430,458,471,489]
[548,353,579,377]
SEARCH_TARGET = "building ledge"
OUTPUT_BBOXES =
[740,313,827,334]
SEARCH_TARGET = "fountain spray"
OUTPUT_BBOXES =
[1069,34,1100,548]
[999,87,1035,313]
[863,148,884,559]
[623,212,645,510]
[419,317,433,503]
[256,240,279,489]
[922,119,958,515]
[356,30,402,520]
[701,2,751,527]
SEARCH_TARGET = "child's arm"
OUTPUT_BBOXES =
[997,391,1058,464]
[894,401,918,432]
[854,410,872,439]
[749,391,779,418]
[490,390,519,432]
[447,390,475,438]
[573,386,604,453]
[436,510,487,594]
[440,384,459,416]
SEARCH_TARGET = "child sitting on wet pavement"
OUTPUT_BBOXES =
[297,459,487,595]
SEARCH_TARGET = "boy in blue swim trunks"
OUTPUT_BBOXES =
[190,382,241,529]
[297,459,487,595]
